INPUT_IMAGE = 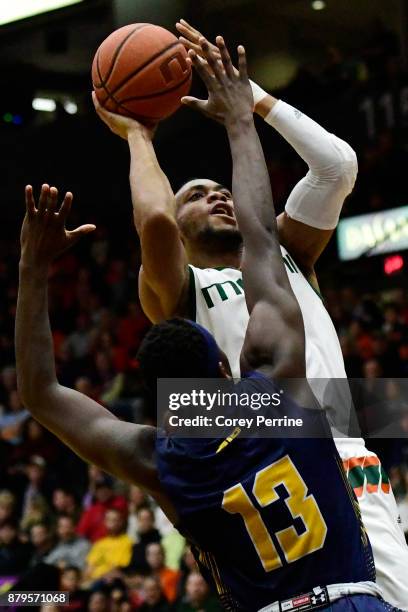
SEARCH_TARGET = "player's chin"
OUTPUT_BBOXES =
[209,216,238,230]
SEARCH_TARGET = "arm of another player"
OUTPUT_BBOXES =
[183,39,305,380]
[92,95,189,323]
[15,186,165,502]
[176,20,357,271]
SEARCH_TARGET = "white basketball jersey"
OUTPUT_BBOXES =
[188,245,408,610]
[189,246,344,382]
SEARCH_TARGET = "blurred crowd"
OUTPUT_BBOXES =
[1,17,408,611]
[0,462,221,611]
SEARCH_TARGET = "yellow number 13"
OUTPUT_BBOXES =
[222,456,327,571]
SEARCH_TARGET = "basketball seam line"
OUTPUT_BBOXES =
[96,71,190,119]
[102,40,182,103]
[119,71,191,102]
[95,23,149,88]
[95,84,161,121]
[94,78,158,120]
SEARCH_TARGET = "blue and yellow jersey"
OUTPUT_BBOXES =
[156,373,375,611]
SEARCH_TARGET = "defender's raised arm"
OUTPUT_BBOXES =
[15,185,163,499]
[183,38,305,380]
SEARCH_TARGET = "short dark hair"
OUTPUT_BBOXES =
[174,176,202,194]
[137,319,211,394]
[174,177,229,196]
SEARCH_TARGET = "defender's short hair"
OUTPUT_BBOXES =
[137,318,211,394]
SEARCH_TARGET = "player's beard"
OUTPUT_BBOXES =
[196,225,243,256]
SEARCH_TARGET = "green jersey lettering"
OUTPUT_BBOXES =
[201,256,299,309]
[201,280,243,309]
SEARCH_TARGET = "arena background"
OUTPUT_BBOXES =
[0,1,408,610]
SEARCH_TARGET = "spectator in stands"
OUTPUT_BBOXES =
[0,390,29,444]
[127,506,161,574]
[84,508,132,583]
[145,542,181,604]
[59,565,88,611]
[20,494,51,533]
[138,576,172,612]
[177,547,198,599]
[15,418,60,465]
[175,572,221,611]
[0,366,17,404]
[21,455,50,521]
[126,485,150,541]
[87,590,110,612]
[77,474,127,542]
[0,520,31,575]
[110,583,131,612]
[363,358,383,379]
[28,522,55,567]
[45,514,90,569]
[63,313,92,361]
[117,302,150,354]
[51,488,79,521]
[82,465,104,509]
[0,489,16,526]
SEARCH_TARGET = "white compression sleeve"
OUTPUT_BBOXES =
[264,99,358,230]
[249,80,269,107]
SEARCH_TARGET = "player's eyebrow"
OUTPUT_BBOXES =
[183,183,231,201]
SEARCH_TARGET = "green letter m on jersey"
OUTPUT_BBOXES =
[201,279,244,309]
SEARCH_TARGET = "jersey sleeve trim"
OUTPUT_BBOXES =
[286,250,324,302]
[187,265,197,322]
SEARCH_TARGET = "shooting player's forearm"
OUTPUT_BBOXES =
[128,130,177,234]
[16,263,58,408]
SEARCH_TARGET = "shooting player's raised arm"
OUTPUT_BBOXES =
[255,94,357,270]
[92,95,189,323]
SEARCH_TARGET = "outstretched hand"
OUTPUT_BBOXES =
[20,185,96,268]
[176,20,236,77]
[181,36,253,127]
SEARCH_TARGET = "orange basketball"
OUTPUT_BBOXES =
[92,23,192,124]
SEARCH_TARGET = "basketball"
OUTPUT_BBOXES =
[92,23,192,124]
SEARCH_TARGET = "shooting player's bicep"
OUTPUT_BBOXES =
[277,212,334,270]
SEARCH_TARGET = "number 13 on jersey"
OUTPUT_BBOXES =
[222,456,327,571]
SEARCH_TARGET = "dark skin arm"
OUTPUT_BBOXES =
[15,185,177,522]
[184,40,305,382]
